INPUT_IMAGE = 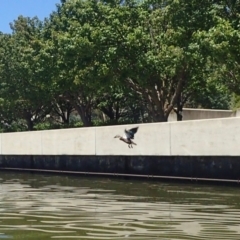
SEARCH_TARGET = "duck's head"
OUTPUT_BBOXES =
[114,135,121,138]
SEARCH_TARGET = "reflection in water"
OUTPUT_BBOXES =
[0,172,240,239]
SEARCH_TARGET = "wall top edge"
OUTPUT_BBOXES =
[182,108,233,112]
[0,116,240,135]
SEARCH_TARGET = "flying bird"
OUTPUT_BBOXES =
[114,126,139,148]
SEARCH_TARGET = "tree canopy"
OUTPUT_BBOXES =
[0,0,238,131]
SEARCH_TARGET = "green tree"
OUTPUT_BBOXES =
[195,12,240,97]
[43,1,107,126]
[0,16,53,130]
[51,0,234,122]
[95,85,147,123]
[96,0,225,121]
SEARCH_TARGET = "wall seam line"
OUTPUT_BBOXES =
[0,133,1,155]
[41,131,43,156]
[95,127,96,156]
[169,123,172,156]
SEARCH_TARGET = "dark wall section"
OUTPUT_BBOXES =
[0,155,240,181]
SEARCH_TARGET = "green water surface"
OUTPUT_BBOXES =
[0,172,240,239]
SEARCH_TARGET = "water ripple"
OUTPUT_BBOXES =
[1,172,240,239]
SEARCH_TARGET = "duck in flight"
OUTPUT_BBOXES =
[114,127,139,148]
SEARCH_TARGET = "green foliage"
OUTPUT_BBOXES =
[0,17,53,130]
[231,94,240,110]
[0,0,238,132]
[191,1,239,97]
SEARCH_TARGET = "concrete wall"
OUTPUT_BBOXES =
[0,117,240,156]
[41,128,95,155]
[235,109,240,117]
[168,108,234,121]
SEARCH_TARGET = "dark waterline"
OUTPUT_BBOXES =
[1,172,240,240]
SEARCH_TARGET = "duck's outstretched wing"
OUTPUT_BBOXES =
[124,127,139,139]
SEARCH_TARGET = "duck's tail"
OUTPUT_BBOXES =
[131,140,137,145]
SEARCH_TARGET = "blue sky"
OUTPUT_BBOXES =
[0,0,61,33]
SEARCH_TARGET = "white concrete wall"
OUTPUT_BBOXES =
[0,128,95,156]
[1,131,42,155]
[0,117,240,156]
[168,108,234,121]
[170,117,240,156]
[41,128,95,155]
[235,109,240,117]
[95,123,170,156]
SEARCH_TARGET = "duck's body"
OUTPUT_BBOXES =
[114,127,139,148]
[114,135,137,148]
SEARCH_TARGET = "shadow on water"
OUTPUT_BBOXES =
[1,171,240,239]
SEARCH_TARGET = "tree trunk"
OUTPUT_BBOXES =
[74,104,92,127]
[26,119,34,131]
[147,105,168,122]
[176,94,183,121]
[115,102,120,121]
[176,110,183,121]
[64,92,92,127]
[99,105,115,120]
[22,110,34,131]
[25,114,34,131]
[154,113,168,122]
[61,112,70,124]
[146,98,169,122]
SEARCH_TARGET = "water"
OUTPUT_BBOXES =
[1,172,240,240]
